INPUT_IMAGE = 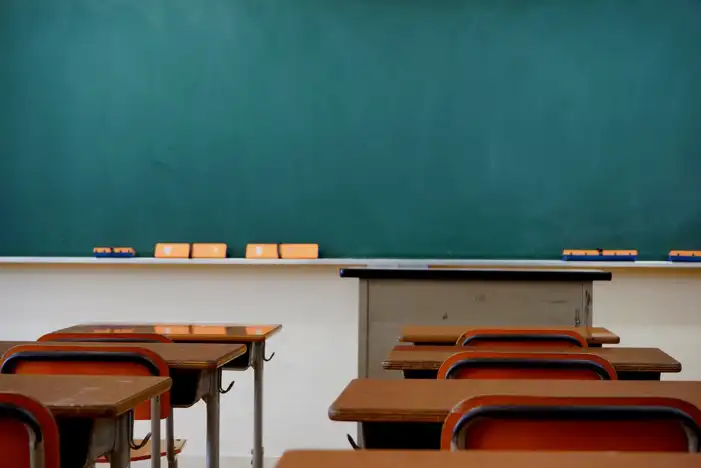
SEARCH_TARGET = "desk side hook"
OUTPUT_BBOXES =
[219,380,235,394]
[346,434,360,450]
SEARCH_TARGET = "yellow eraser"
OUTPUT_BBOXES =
[279,244,319,259]
[113,247,135,254]
[192,243,227,258]
[155,243,191,258]
[94,247,112,253]
[245,244,279,259]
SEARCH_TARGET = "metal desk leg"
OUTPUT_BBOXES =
[251,342,265,468]
[166,412,177,468]
[205,369,221,468]
[110,414,131,468]
[151,396,161,468]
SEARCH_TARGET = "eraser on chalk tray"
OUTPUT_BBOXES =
[279,244,319,259]
[155,243,191,258]
[669,250,701,262]
[246,244,279,259]
[191,243,227,258]
[562,249,637,261]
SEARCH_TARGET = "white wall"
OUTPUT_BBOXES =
[0,264,699,465]
[594,271,701,379]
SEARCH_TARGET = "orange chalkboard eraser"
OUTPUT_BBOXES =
[245,244,279,259]
[602,249,638,256]
[155,243,191,258]
[562,249,599,257]
[192,243,227,259]
[279,244,319,259]
[669,250,701,262]
[562,249,637,261]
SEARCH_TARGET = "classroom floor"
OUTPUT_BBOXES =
[138,457,278,468]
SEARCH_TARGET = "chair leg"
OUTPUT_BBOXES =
[166,411,177,468]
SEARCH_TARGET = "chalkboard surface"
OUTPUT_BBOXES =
[1,0,700,258]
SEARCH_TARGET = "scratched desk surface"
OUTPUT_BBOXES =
[329,379,701,423]
[384,345,681,373]
[399,326,620,345]
[0,374,171,417]
[54,323,282,342]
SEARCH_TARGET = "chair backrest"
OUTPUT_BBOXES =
[0,392,60,468]
[437,351,617,380]
[457,329,588,348]
[441,395,701,452]
[38,332,173,343]
[0,344,170,420]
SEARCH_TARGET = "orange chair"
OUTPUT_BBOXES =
[0,344,185,467]
[437,351,617,380]
[38,332,173,343]
[457,329,588,348]
[441,395,701,452]
[0,392,60,468]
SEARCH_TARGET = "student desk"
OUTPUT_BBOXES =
[52,323,282,468]
[329,379,701,450]
[400,325,620,346]
[0,340,245,468]
[0,374,170,468]
[340,268,612,378]
[0,341,246,406]
[277,450,701,468]
[383,345,681,380]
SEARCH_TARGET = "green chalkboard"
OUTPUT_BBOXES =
[1,0,700,259]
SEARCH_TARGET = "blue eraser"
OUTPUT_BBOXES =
[669,255,701,262]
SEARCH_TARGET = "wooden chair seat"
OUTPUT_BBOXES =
[96,439,187,463]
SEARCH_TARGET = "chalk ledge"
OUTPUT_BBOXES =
[0,257,700,269]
